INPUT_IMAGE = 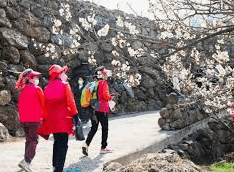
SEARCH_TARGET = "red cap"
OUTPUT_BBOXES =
[48,64,68,79]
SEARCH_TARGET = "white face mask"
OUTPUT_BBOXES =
[60,73,68,81]
[33,78,39,86]
[78,79,84,85]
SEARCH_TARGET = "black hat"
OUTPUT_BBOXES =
[95,66,105,74]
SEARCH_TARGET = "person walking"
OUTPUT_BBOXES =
[74,76,91,124]
[37,64,78,172]
[15,69,44,172]
[82,67,114,156]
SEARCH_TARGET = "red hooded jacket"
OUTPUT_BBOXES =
[38,79,78,135]
[18,84,44,123]
[97,80,112,113]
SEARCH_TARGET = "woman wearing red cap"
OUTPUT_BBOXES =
[15,69,44,172]
[38,64,78,172]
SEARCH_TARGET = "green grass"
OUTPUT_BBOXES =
[209,161,234,172]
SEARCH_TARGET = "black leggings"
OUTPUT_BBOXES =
[86,111,109,149]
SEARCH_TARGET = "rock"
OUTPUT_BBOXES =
[167,92,178,105]
[37,64,50,77]
[122,82,134,98]
[104,162,123,172]
[0,105,21,136]
[31,42,61,59]
[131,40,143,50]
[141,74,156,88]
[51,32,77,48]
[139,66,161,78]
[159,108,170,118]
[115,153,203,172]
[19,0,31,9]
[2,46,20,64]
[0,8,6,18]
[171,108,182,120]
[0,17,12,28]
[148,88,154,98]
[0,90,11,106]
[170,119,185,129]
[27,27,51,43]
[15,128,25,137]
[0,0,7,8]
[0,73,5,88]
[6,7,19,20]
[0,122,9,142]
[99,41,113,52]
[214,129,230,144]
[0,61,7,70]
[158,117,166,128]
[7,64,25,75]
[20,50,37,70]
[5,75,17,92]
[35,54,48,65]
[0,28,28,49]
[134,89,146,101]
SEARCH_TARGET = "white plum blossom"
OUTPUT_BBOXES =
[159,31,174,39]
[88,55,97,65]
[97,24,110,37]
[128,47,138,57]
[111,50,119,57]
[215,64,226,77]
[87,14,97,25]
[111,37,118,46]
[52,19,62,35]
[111,60,121,66]
[116,16,124,27]
[60,3,72,21]
[124,21,139,35]
[121,64,130,71]
[79,18,92,31]
[212,50,229,63]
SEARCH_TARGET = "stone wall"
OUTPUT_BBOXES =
[0,0,169,136]
[162,116,233,165]
[0,0,233,137]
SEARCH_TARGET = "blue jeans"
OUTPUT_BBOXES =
[86,111,108,149]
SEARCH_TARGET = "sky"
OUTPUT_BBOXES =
[85,0,150,18]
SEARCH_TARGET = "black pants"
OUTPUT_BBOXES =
[86,111,108,149]
[53,133,68,172]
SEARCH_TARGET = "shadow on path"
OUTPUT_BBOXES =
[65,154,106,172]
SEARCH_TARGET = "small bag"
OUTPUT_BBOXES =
[75,123,85,141]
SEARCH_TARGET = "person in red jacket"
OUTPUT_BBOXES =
[82,67,114,156]
[38,64,78,172]
[15,69,44,172]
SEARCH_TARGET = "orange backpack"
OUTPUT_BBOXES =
[80,85,93,108]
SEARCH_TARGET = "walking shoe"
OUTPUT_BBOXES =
[18,159,32,172]
[100,148,114,154]
[82,143,89,156]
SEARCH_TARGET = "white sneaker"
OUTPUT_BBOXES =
[18,159,32,172]
[82,143,89,156]
[100,148,114,154]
